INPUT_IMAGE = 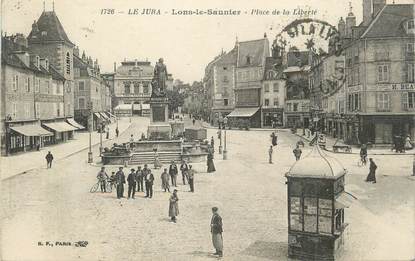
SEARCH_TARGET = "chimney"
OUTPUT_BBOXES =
[362,0,372,26]
[14,33,28,48]
[373,0,386,17]
[345,3,356,38]
[73,46,80,57]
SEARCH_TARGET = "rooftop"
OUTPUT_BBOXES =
[237,38,269,68]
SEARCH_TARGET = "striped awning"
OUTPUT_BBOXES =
[10,124,53,136]
[66,118,85,129]
[99,112,110,121]
[43,122,78,132]
[227,107,260,118]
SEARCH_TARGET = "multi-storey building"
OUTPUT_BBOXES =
[261,56,286,127]
[204,47,237,126]
[343,2,414,144]
[283,49,311,128]
[111,60,154,117]
[73,50,111,130]
[1,35,77,155]
[228,35,270,128]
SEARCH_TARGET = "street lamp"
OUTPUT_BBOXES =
[218,128,223,154]
[87,101,93,163]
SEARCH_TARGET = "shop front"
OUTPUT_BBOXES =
[227,107,261,128]
[285,113,309,129]
[6,121,53,155]
[42,120,78,144]
[262,108,284,128]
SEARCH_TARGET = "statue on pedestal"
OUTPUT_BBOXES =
[152,58,168,98]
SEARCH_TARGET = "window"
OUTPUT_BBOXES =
[134,83,140,94]
[407,43,414,53]
[407,64,415,82]
[377,65,389,82]
[264,83,270,92]
[224,99,229,106]
[377,92,391,111]
[124,82,131,94]
[273,83,279,92]
[223,67,227,70]
[25,77,30,92]
[35,77,39,92]
[66,52,71,74]
[273,98,279,107]
[268,71,274,79]
[35,102,40,118]
[408,20,414,30]
[403,92,415,110]
[78,97,86,109]
[143,84,149,94]
[25,103,30,118]
[293,103,298,112]
[78,81,85,91]
[348,93,361,111]
[264,99,269,106]
[12,102,17,118]
[12,75,18,91]
[46,81,50,94]
[223,76,228,83]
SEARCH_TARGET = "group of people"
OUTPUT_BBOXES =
[392,134,413,153]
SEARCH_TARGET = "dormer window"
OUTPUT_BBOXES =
[406,20,414,34]
[408,20,414,30]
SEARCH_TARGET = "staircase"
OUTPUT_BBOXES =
[129,151,182,165]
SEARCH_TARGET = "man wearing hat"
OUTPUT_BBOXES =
[210,207,223,257]
[145,169,155,198]
[127,168,137,199]
[115,167,126,199]
[136,166,143,192]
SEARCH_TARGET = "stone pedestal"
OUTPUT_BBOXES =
[148,97,171,140]
[150,97,169,123]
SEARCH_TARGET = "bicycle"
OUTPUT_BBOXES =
[357,155,367,167]
[90,179,112,193]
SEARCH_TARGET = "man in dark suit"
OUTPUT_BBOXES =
[127,168,136,199]
[45,151,54,168]
[136,166,143,192]
[179,160,188,185]
[115,167,126,199]
[145,169,155,198]
[169,161,178,187]
[211,207,223,257]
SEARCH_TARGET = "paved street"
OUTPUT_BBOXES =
[1,118,414,261]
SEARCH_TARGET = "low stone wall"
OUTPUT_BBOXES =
[131,140,182,153]
[102,155,131,165]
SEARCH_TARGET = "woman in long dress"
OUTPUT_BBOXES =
[154,152,162,169]
[168,189,179,222]
[207,151,216,173]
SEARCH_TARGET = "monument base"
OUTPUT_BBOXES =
[148,123,172,141]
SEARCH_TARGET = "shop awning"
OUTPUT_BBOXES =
[94,112,103,120]
[106,111,117,118]
[10,124,53,136]
[99,112,110,121]
[43,122,78,132]
[66,118,85,129]
[335,192,355,209]
[114,104,132,110]
[227,107,260,118]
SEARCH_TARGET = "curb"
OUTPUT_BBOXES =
[2,122,133,181]
[294,133,415,156]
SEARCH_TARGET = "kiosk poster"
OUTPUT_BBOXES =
[1,0,414,260]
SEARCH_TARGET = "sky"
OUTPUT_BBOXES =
[1,0,413,83]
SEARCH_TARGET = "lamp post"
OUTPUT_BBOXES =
[87,101,93,163]
[219,128,223,154]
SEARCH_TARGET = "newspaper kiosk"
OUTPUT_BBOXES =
[285,145,350,260]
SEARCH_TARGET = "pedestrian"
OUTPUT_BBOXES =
[145,169,154,198]
[293,146,302,161]
[188,165,195,192]
[210,207,223,257]
[192,118,196,125]
[360,144,368,165]
[169,189,179,223]
[211,136,215,149]
[161,168,170,192]
[115,127,119,137]
[154,152,162,169]
[136,166,143,192]
[405,135,413,150]
[180,160,189,185]
[106,126,109,139]
[115,167,126,199]
[169,160,178,186]
[207,151,216,173]
[268,146,273,164]
[142,164,150,192]
[96,167,109,193]
[271,132,278,146]
[127,168,137,199]
[45,151,54,168]
[366,158,377,183]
